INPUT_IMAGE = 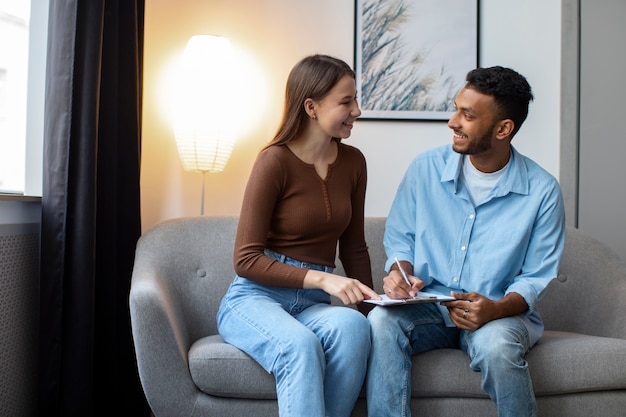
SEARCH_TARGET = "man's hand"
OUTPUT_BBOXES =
[442,291,529,330]
[382,269,424,299]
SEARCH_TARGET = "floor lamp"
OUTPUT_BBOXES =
[173,35,237,214]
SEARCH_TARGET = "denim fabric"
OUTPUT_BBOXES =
[366,304,536,417]
[217,249,371,417]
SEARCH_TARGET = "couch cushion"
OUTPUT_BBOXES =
[410,348,487,398]
[189,335,277,399]
[528,331,626,395]
[190,331,626,400]
[410,330,626,398]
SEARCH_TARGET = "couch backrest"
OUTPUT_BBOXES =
[134,217,626,345]
[132,216,240,344]
[540,226,626,339]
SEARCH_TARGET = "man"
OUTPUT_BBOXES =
[366,66,566,417]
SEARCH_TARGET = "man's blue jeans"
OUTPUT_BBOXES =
[217,250,371,417]
[366,302,536,417]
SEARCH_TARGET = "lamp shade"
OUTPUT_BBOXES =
[173,35,237,172]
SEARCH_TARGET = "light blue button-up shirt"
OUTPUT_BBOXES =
[384,145,566,345]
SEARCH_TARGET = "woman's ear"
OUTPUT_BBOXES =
[304,98,316,119]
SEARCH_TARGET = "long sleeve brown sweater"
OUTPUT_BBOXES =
[233,142,373,290]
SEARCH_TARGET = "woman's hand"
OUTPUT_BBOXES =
[304,270,380,305]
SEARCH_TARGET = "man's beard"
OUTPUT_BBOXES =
[452,127,494,155]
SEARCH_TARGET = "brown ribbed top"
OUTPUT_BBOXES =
[233,142,373,289]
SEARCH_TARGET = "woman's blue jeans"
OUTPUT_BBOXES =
[217,250,371,417]
[366,303,536,417]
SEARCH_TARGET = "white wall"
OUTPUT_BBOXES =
[578,0,626,261]
[141,0,562,231]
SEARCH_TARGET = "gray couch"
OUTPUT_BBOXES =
[129,216,626,417]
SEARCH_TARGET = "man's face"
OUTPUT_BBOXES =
[447,87,500,156]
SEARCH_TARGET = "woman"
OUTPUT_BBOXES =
[217,54,379,417]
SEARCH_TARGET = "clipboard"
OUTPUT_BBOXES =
[364,291,455,306]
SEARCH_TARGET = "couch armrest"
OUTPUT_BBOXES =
[129,262,201,416]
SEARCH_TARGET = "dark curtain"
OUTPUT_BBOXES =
[39,0,150,415]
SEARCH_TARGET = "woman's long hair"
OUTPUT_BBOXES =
[262,54,355,150]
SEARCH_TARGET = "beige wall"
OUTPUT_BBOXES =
[141,0,562,233]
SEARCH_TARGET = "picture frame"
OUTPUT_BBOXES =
[354,0,479,121]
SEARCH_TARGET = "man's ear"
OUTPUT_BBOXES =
[496,119,514,139]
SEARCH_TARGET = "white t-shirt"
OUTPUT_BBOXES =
[461,154,508,205]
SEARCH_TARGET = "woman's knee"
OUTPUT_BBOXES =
[331,308,371,343]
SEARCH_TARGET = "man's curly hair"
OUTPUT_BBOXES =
[465,66,534,137]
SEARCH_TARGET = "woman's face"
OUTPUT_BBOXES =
[312,75,362,139]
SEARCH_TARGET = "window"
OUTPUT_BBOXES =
[0,0,48,196]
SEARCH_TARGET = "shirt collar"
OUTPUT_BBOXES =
[441,145,529,196]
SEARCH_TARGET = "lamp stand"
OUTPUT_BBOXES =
[200,171,206,215]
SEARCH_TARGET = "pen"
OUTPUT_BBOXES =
[394,257,412,286]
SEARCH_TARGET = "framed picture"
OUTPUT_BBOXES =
[355,0,479,121]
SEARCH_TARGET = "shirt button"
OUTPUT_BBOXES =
[469,214,475,219]
[461,245,467,251]
[453,277,459,283]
